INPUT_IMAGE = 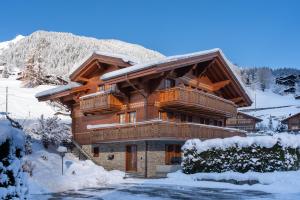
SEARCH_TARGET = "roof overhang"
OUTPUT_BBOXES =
[282,113,300,124]
[69,52,134,82]
[100,49,252,107]
[238,112,263,122]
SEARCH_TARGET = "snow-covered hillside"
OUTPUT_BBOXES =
[0,77,61,120]
[242,89,300,130]
[0,31,164,79]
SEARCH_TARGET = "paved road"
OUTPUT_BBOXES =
[30,183,300,200]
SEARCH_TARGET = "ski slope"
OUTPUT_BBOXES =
[0,77,65,120]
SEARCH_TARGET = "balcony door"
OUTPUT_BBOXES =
[126,145,137,172]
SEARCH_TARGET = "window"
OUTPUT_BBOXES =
[158,111,163,120]
[181,114,186,122]
[165,144,181,165]
[214,120,218,126]
[205,119,210,125]
[218,121,223,127]
[129,111,136,123]
[119,113,126,124]
[93,147,99,157]
[188,116,193,122]
[165,79,175,89]
[200,118,205,124]
[98,84,105,92]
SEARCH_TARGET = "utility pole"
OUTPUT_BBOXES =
[5,87,8,117]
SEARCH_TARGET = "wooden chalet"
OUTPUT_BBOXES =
[226,112,262,132]
[282,113,300,131]
[36,49,252,177]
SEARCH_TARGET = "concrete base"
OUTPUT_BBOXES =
[155,165,182,178]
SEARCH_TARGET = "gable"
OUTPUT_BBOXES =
[100,49,252,107]
[69,52,133,83]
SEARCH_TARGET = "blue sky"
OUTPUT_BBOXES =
[0,0,299,68]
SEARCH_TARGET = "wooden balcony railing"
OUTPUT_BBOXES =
[80,92,122,114]
[74,120,246,145]
[159,87,237,117]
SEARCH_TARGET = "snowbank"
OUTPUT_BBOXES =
[162,170,300,194]
[25,142,126,194]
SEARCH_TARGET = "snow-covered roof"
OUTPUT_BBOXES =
[100,48,252,103]
[35,82,82,98]
[238,112,263,122]
[101,48,220,80]
[69,51,137,79]
[282,111,300,123]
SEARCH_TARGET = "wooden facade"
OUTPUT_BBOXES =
[282,113,300,131]
[37,49,252,177]
[226,112,262,132]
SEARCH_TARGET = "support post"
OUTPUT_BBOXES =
[145,140,148,178]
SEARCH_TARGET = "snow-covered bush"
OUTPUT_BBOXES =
[182,134,300,174]
[0,120,28,199]
[22,160,35,177]
[29,115,71,148]
[24,135,32,155]
[276,122,288,133]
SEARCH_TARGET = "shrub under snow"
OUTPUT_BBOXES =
[0,120,28,199]
[29,115,71,148]
[182,134,300,174]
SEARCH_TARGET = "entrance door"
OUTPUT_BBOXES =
[126,145,137,172]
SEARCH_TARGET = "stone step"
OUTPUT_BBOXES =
[124,172,145,179]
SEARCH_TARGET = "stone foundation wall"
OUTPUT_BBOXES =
[82,140,184,177]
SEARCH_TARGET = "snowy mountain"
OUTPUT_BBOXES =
[0,35,24,55]
[0,31,164,80]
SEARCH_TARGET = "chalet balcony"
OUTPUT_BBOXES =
[74,120,246,145]
[79,92,123,114]
[159,87,237,117]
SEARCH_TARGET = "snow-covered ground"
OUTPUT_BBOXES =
[25,142,131,194]
[148,170,300,194]
[242,89,300,129]
[0,77,67,120]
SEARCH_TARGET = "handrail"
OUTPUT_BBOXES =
[159,87,236,105]
[74,120,246,145]
[159,87,236,115]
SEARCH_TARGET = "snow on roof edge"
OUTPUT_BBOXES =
[217,49,253,103]
[100,48,252,104]
[100,48,221,81]
[68,51,138,78]
[35,82,82,98]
